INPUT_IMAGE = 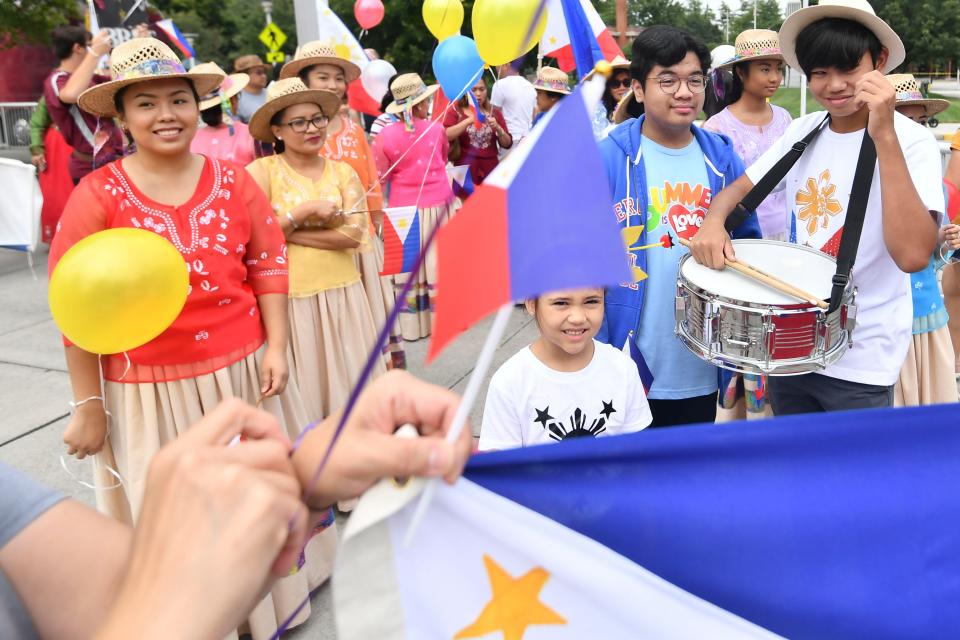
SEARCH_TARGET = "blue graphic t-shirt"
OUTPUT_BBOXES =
[636,135,718,400]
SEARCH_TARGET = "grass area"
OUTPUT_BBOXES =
[770,87,960,122]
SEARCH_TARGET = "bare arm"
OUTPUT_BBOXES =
[288,228,362,250]
[689,173,755,269]
[59,31,112,104]
[62,344,108,458]
[256,292,289,398]
[445,112,474,140]
[0,501,131,640]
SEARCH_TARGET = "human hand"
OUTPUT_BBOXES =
[941,224,960,251]
[259,345,288,398]
[131,23,151,39]
[89,30,112,57]
[95,399,306,640]
[855,70,896,143]
[63,402,108,459]
[689,216,735,269]
[293,370,473,510]
[31,152,46,173]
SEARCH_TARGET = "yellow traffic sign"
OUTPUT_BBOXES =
[259,23,287,51]
[265,51,286,63]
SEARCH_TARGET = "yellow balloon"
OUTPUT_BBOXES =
[49,228,189,355]
[472,0,547,67]
[422,0,464,42]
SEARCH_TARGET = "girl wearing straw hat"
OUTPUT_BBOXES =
[189,62,257,166]
[372,73,456,340]
[49,38,330,639]
[703,29,792,242]
[281,43,407,370]
[246,78,386,423]
[531,66,571,127]
[888,73,959,406]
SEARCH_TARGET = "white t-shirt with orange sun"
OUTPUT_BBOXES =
[746,110,944,387]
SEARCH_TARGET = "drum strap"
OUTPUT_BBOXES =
[725,114,831,232]
[829,131,877,312]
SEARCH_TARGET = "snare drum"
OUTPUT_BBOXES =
[675,239,856,376]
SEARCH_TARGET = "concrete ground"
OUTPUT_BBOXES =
[0,245,536,637]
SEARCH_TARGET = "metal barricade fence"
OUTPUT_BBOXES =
[0,102,38,149]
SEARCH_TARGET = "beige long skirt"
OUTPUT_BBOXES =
[356,237,407,370]
[394,200,459,341]
[288,281,387,421]
[97,346,337,639]
[894,326,959,406]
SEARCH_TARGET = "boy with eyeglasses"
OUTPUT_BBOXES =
[597,25,761,427]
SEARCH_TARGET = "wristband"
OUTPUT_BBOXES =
[285,211,299,229]
[69,395,103,410]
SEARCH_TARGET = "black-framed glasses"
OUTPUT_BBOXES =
[650,73,707,94]
[280,114,330,133]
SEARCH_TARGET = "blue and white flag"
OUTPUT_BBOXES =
[334,405,960,638]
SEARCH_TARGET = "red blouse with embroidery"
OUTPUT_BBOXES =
[49,156,289,383]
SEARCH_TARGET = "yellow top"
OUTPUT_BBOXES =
[246,154,368,297]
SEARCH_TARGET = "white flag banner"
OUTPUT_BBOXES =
[312,1,369,71]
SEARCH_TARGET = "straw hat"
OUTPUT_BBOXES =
[78,38,224,118]
[234,54,271,73]
[582,54,630,83]
[779,0,904,73]
[613,91,642,125]
[279,41,361,83]
[191,62,250,111]
[248,78,342,142]
[384,73,440,115]
[716,29,784,69]
[533,66,571,95]
[887,73,949,116]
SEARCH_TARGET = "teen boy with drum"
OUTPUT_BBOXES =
[691,0,943,415]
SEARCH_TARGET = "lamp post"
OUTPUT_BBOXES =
[261,1,274,26]
[754,0,758,28]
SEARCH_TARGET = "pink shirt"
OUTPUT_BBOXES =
[190,121,256,167]
[372,118,453,208]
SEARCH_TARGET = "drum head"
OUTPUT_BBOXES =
[679,239,835,305]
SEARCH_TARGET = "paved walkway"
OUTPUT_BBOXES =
[0,246,537,637]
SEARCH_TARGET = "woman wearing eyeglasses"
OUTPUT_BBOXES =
[246,78,386,423]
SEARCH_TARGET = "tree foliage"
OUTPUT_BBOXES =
[872,0,960,72]
[729,0,784,36]
[0,0,80,47]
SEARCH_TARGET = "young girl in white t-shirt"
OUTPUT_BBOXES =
[479,287,652,451]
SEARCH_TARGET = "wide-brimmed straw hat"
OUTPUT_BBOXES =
[613,91,643,125]
[717,29,784,69]
[234,54,271,73]
[192,62,249,111]
[779,0,904,73]
[248,78,342,142]
[384,73,440,115]
[582,54,630,83]
[279,41,361,83]
[888,73,950,116]
[78,38,224,118]
[533,66,571,95]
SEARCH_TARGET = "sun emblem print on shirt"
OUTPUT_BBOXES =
[796,169,844,236]
[533,401,616,441]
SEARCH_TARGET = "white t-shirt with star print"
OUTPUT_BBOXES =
[745,111,944,387]
[479,341,651,451]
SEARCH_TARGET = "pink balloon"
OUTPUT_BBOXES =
[354,0,385,30]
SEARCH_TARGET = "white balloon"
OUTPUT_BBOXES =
[361,59,398,103]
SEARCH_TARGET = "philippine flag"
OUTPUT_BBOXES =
[428,75,630,360]
[380,206,420,276]
[333,404,960,638]
[539,0,622,75]
[447,165,474,200]
[313,5,383,116]
[154,19,196,60]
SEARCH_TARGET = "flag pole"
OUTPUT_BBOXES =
[402,302,514,546]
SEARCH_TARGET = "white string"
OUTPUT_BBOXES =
[59,451,125,491]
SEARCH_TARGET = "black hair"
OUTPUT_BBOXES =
[201,103,224,127]
[629,25,710,89]
[379,73,400,113]
[795,18,883,76]
[52,26,90,61]
[702,69,732,119]
[269,110,286,153]
[113,79,201,116]
[602,68,631,119]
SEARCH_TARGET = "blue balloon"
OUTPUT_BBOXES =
[432,35,484,102]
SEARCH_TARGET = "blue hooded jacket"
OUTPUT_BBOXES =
[596,115,761,387]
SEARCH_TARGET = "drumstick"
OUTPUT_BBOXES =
[678,238,829,309]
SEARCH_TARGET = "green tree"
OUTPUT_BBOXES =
[729,0,784,35]
[678,0,723,50]
[0,0,80,47]
[872,0,960,72]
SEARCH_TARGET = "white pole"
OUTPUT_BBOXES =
[402,303,514,546]
[799,0,807,117]
[754,0,758,28]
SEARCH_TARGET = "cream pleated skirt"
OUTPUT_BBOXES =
[288,280,387,421]
[356,237,406,370]
[96,346,336,640]
[894,326,959,406]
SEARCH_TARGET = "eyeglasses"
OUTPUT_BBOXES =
[280,114,330,133]
[649,73,707,95]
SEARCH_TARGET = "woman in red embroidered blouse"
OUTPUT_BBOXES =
[48,39,325,640]
[442,77,513,185]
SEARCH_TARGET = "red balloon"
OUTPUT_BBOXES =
[354,0,385,30]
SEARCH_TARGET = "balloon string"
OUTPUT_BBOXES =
[59,451,125,490]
